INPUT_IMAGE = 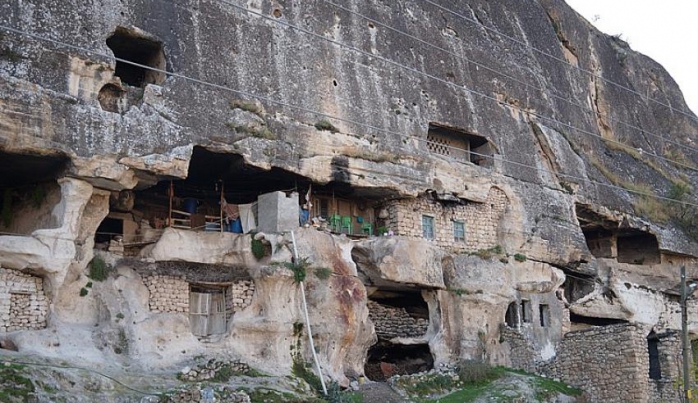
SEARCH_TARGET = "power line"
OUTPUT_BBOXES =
[421,0,698,124]
[320,0,698,156]
[2,25,698,211]
[205,0,697,172]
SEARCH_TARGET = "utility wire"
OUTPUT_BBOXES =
[320,0,698,156]
[421,0,698,124]
[204,0,697,172]
[2,25,698,210]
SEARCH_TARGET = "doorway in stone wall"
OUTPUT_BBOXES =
[189,285,227,337]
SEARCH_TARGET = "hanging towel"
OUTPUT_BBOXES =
[238,203,257,234]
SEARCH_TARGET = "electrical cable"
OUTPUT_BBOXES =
[203,0,698,172]
[320,0,698,156]
[421,0,698,124]
[1,25,698,210]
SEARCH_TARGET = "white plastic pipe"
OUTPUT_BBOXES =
[290,230,328,395]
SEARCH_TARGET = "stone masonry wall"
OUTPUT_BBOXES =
[144,275,190,313]
[368,301,428,339]
[500,325,538,373]
[0,267,48,332]
[541,324,655,403]
[225,280,255,314]
[383,187,507,252]
[650,332,682,403]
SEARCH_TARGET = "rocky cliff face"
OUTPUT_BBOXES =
[0,0,697,401]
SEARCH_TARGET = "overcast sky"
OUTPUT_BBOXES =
[565,0,698,115]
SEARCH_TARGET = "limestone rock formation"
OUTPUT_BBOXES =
[0,0,697,402]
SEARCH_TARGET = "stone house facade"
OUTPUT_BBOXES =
[380,187,507,252]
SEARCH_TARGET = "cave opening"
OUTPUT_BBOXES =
[126,147,396,238]
[575,203,660,265]
[106,27,165,87]
[0,151,68,235]
[364,288,432,381]
[364,342,433,381]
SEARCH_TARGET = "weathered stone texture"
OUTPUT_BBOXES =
[0,267,48,332]
[367,300,428,339]
[383,187,507,252]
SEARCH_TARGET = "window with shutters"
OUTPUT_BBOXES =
[453,221,465,242]
[422,215,435,240]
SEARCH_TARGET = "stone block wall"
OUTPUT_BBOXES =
[500,325,537,373]
[225,280,255,313]
[144,275,190,313]
[368,301,428,339]
[541,324,655,403]
[382,187,507,252]
[0,268,48,332]
[650,332,682,403]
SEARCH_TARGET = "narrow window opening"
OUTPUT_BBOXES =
[539,304,550,327]
[422,215,435,240]
[521,300,532,323]
[647,331,661,380]
[106,27,165,87]
[453,221,465,242]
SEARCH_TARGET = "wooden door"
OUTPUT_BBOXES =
[208,293,227,335]
[189,292,210,337]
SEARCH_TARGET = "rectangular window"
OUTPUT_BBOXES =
[539,304,550,327]
[521,300,532,323]
[453,221,465,242]
[422,215,435,240]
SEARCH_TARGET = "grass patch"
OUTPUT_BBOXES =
[0,48,23,63]
[313,267,332,280]
[314,120,339,133]
[633,195,669,222]
[285,258,311,284]
[79,287,88,297]
[513,253,527,262]
[227,123,277,140]
[664,147,697,169]
[0,362,35,402]
[533,376,583,399]
[88,255,111,281]
[393,373,462,399]
[470,245,504,260]
[230,99,263,115]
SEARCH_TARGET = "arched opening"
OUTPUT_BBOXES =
[505,301,519,328]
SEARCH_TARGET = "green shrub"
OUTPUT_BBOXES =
[86,281,93,288]
[251,238,268,260]
[514,253,527,262]
[314,120,339,133]
[88,255,111,281]
[285,258,311,283]
[79,288,88,297]
[458,360,499,384]
[313,267,332,280]
[230,99,262,115]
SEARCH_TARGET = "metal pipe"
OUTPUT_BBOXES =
[290,230,328,395]
[682,265,691,401]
